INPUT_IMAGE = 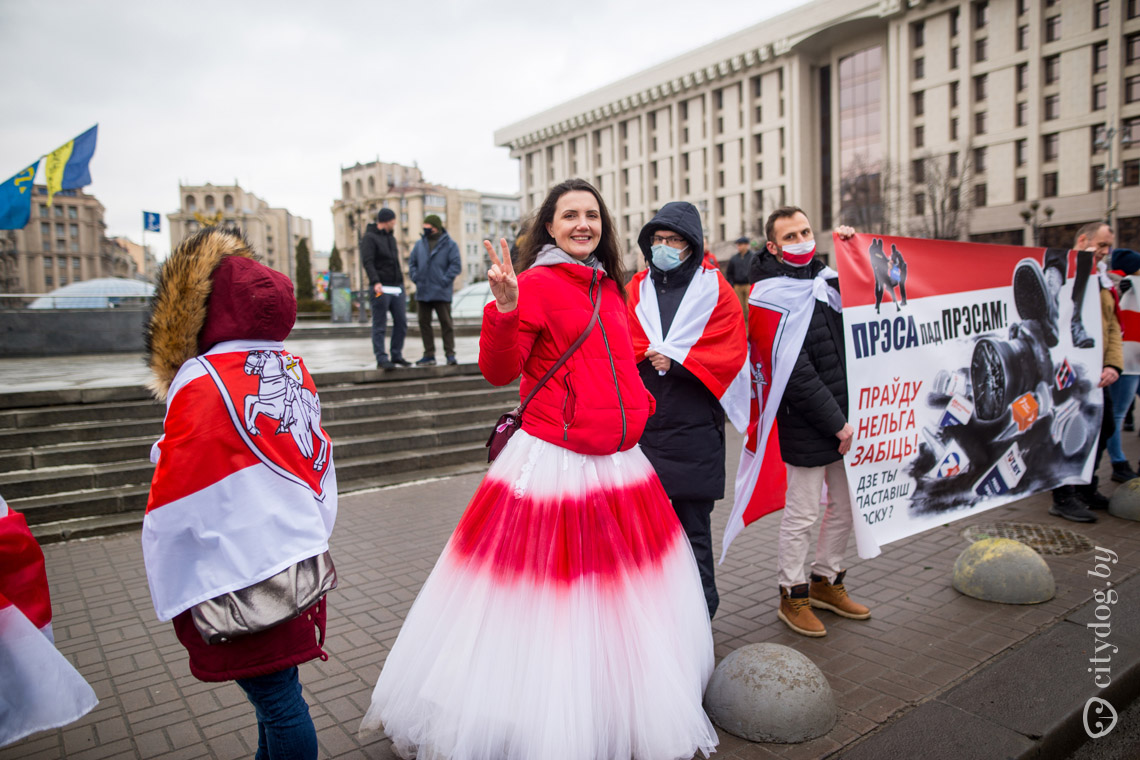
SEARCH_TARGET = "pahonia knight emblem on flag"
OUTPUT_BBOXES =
[201,349,332,497]
[143,342,337,622]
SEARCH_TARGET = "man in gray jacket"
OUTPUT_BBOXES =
[408,214,462,366]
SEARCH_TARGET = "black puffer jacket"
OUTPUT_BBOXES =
[360,224,402,288]
[725,252,754,286]
[636,202,727,500]
[751,251,848,467]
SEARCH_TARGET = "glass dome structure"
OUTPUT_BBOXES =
[28,278,155,309]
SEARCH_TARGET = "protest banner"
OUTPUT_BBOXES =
[834,235,1104,558]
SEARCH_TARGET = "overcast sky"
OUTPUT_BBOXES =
[0,0,810,260]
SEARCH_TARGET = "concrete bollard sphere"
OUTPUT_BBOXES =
[952,537,1055,604]
[1109,478,1140,521]
[703,643,837,743]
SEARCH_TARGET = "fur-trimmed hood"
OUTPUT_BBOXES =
[145,228,295,401]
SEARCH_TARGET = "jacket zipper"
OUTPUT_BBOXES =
[562,373,574,441]
[592,272,626,449]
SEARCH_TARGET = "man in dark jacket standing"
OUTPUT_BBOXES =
[360,208,409,369]
[408,214,462,366]
[752,206,870,638]
[630,202,748,618]
[726,236,755,312]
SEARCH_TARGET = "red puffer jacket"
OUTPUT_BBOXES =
[480,255,655,455]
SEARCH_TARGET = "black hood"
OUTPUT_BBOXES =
[637,201,703,263]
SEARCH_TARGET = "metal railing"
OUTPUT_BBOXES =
[0,293,153,309]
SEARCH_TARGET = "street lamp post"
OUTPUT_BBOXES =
[1094,118,1136,230]
[346,210,370,323]
[1019,201,1054,247]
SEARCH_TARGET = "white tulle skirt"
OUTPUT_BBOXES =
[360,430,718,760]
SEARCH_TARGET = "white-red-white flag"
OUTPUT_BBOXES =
[142,340,337,622]
[1117,274,1140,374]
[722,269,842,561]
[0,496,52,638]
[0,496,98,747]
[629,260,749,431]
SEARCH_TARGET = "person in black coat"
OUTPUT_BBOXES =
[726,236,755,312]
[750,206,871,638]
[360,209,409,369]
[634,202,745,618]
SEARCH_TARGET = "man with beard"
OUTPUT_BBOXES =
[750,206,868,637]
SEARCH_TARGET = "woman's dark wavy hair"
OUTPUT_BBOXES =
[516,178,628,298]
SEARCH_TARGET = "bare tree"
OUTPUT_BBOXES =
[839,154,902,235]
[748,188,789,243]
[0,231,18,295]
[909,148,975,240]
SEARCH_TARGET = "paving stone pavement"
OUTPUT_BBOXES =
[3,415,1139,760]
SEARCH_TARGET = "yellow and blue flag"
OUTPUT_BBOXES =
[44,125,97,206]
[0,160,40,230]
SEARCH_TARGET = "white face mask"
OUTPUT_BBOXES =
[780,240,816,266]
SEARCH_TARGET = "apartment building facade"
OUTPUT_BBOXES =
[0,186,136,301]
[331,160,512,292]
[168,184,313,284]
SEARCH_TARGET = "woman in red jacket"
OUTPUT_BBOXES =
[360,179,717,760]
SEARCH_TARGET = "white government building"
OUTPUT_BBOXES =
[495,0,1140,266]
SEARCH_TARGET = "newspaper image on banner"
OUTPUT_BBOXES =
[834,235,1104,558]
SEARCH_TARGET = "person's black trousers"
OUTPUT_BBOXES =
[672,499,718,618]
[370,290,407,364]
[1055,386,1114,502]
[417,301,455,359]
[1096,385,1113,471]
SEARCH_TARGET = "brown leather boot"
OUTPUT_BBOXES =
[778,583,827,637]
[809,570,871,620]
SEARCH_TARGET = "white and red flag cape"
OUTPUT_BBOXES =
[142,340,337,622]
[0,495,98,747]
[629,259,750,432]
[1117,273,1140,374]
[722,268,842,561]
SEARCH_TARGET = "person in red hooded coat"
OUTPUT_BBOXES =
[144,228,335,760]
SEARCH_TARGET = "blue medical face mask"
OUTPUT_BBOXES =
[651,244,687,271]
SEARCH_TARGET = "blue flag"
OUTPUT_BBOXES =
[45,125,97,205]
[143,211,161,232]
[0,160,40,230]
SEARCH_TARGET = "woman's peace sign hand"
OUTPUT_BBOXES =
[485,238,518,313]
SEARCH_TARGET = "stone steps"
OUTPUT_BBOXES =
[27,457,492,545]
[0,417,165,451]
[3,365,514,543]
[0,396,509,454]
